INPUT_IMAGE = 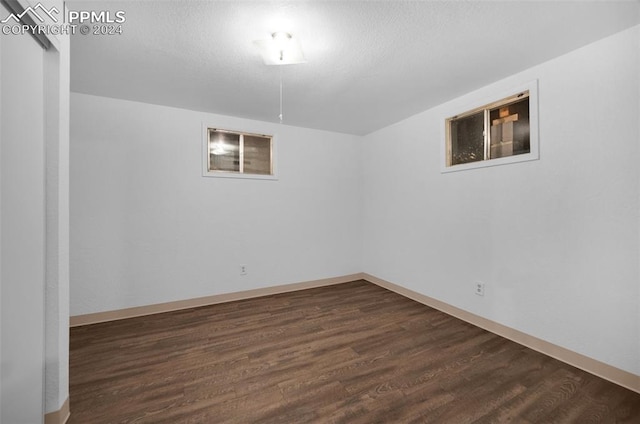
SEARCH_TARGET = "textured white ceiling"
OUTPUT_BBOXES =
[69,1,640,135]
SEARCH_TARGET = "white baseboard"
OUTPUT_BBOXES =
[363,273,640,394]
[69,272,640,394]
[70,273,366,327]
[44,397,69,424]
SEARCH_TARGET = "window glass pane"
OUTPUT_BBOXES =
[450,112,484,165]
[209,130,240,172]
[243,135,272,175]
[443,82,538,172]
[489,97,529,159]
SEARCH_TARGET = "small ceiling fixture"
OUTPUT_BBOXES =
[254,32,306,124]
[254,32,306,66]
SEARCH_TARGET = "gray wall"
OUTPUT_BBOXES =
[1,4,46,420]
[70,95,363,315]
[362,26,640,376]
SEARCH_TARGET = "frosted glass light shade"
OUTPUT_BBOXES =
[254,32,306,65]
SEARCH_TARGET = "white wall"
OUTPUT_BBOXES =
[1,14,3,419]
[71,26,639,382]
[362,25,640,376]
[70,94,362,316]
[1,6,46,421]
[1,1,70,417]
[43,1,71,414]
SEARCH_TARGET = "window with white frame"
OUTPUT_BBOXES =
[204,128,274,178]
[443,81,539,172]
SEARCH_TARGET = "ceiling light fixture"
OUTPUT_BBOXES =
[254,32,306,124]
[254,32,306,66]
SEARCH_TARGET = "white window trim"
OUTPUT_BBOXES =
[202,123,278,180]
[440,79,539,173]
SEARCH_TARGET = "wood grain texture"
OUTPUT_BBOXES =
[69,280,640,423]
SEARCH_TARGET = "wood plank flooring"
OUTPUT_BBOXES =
[69,280,640,423]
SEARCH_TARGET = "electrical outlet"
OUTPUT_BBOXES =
[240,265,247,276]
[475,282,485,296]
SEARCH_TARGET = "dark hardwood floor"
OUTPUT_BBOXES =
[69,280,640,423]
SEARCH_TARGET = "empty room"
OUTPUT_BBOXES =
[1,0,639,423]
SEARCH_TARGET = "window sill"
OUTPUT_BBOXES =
[202,171,278,181]
[441,152,539,173]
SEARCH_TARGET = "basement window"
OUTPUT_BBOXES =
[443,80,539,172]
[203,127,276,179]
